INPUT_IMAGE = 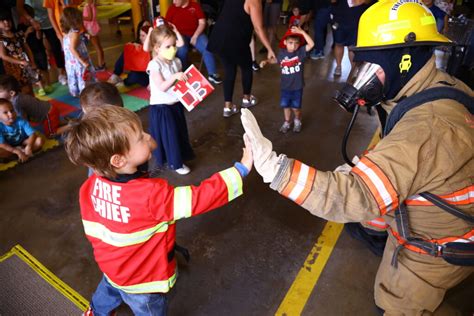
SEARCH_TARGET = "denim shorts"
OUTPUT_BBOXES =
[280,89,303,109]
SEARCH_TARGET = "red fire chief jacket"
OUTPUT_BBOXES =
[79,166,243,294]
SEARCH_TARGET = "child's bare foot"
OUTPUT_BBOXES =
[24,145,33,157]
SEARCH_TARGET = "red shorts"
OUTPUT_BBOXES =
[42,104,60,137]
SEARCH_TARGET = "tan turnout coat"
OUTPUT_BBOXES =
[270,56,474,315]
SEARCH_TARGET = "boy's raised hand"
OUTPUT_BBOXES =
[290,26,304,34]
[241,134,253,173]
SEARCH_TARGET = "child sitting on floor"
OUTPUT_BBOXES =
[64,106,252,315]
[0,74,68,137]
[0,98,44,162]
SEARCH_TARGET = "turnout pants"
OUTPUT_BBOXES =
[374,236,473,315]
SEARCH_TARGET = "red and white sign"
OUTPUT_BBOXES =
[172,65,214,111]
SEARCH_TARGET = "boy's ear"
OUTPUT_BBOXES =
[110,154,126,169]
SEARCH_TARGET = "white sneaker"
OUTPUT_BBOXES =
[242,95,258,108]
[175,164,191,175]
[58,74,67,85]
[223,105,239,118]
[293,120,302,133]
[279,121,291,133]
[108,73,122,85]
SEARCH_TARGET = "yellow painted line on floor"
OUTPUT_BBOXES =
[275,222,344,315]
[0,245,89,311]
[275,128,381,315]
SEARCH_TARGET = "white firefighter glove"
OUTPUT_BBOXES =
[333,156,360,174]
[241,109,283,183]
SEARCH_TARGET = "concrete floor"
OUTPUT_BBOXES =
[1,22,473,315]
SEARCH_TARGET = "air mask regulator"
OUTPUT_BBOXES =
[333,62,385,166]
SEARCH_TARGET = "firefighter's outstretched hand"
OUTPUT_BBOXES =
[240,109,282,183]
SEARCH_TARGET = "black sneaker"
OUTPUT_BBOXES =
[252,61,260,72]
[96,64,106,71]
[208,74,223,85]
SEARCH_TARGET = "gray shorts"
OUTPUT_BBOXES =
[263,3,281,27]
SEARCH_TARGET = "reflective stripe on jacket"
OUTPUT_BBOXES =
[80,167,243,293]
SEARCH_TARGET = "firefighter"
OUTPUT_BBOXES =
[241,0,474,314]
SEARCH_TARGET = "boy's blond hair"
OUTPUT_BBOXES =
[147,25,177,56]
[65,106,142,178]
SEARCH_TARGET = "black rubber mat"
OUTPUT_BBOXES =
[0,255,84,315]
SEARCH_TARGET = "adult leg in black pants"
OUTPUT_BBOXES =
[43,27,67,85]
[220,55,255,118]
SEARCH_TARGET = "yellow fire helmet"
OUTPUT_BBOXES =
[352,0,452,51]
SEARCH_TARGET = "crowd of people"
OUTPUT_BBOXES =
[0,0,378,167]
[1,0,472,315]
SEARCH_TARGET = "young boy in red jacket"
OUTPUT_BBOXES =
[65,106,252,315]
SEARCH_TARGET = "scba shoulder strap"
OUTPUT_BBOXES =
[383,86,474,137]
[419,192,474,224]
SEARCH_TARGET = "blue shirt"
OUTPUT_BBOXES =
[428,4,446,21]
[428,5,446,31]
[0,117,36,146]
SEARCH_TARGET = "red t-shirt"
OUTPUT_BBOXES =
[165,2,205,37]
[289,15,302,27]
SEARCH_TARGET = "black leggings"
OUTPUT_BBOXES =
[43,28,65,69]
[219,55,253,103]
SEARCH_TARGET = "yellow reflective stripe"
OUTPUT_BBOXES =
[219,167,243,201]
[420,15,436,26]
[105,272,177,294]
[378,20,410,33]
[82,219,174,247]
[173,186,192,220]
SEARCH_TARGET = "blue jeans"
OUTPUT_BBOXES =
[91,276,168,316]
[313,7,331,54]
[177,34,217,75]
